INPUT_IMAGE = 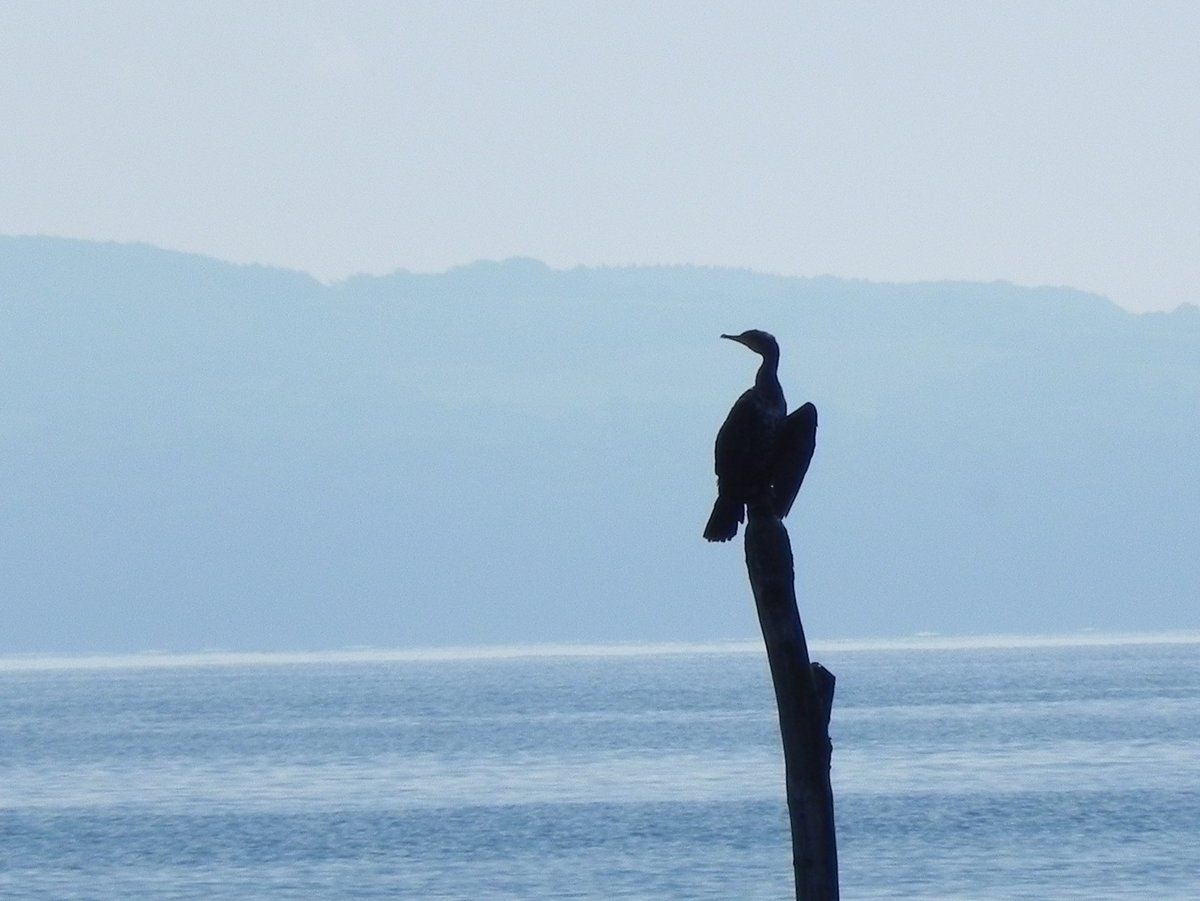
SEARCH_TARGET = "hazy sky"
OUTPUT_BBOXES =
[2,1,1196,312]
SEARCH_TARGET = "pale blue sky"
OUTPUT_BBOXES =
[2,1,1196,312]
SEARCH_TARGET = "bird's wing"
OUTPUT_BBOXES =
[713,390,763,483]
[770,402,817,519]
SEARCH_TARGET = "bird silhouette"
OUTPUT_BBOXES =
[703,330,817,542]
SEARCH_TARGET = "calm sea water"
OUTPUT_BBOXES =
[1,638,1198,899]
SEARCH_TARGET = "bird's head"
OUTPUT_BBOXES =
[720,329,778,358]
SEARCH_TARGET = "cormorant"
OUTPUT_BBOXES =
[703,330,818,542]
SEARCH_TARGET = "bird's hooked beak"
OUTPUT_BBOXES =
[720,332,756,351]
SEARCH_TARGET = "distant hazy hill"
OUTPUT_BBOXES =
[3,236,1198,653]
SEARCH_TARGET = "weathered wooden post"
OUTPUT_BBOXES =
[744,502,838,901]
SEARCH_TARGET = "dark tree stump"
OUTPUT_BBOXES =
[744,506,838,901]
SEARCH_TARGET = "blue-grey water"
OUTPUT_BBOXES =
[1,639,1198,899]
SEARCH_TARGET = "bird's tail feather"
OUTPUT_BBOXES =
[703,496,743,542]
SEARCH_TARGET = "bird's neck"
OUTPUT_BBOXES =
[754,349,781,393]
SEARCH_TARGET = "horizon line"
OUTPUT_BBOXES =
[2,630,1198,673]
